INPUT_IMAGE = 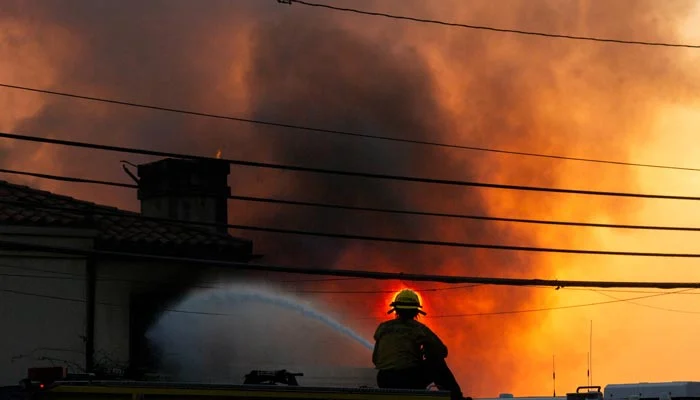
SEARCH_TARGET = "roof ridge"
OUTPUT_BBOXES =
[0,177,125,212]
[0,178,250,244]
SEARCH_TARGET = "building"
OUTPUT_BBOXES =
[0,158,257,386]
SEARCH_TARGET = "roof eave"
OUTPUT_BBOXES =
[94,238,259,263]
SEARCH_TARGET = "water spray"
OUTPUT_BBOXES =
[182,284,374,351]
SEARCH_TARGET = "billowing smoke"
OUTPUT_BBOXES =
[1,0,699,396]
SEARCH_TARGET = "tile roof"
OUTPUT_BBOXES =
[0,179,254,260]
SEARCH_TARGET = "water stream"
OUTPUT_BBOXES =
[182,285,374,350]
[146,283,374,382]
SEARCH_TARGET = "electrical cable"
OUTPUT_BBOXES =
[2,82,699,172]
[6,168,700,232]
[281,0,700,49]
[2,131,700,201]
[3,265,699,296]
[5,195,700,257]
[2,285,695,318]
[427,289,696,318]
[224,224,700,257]
[0,260,359,284]
[1,237,700,288]
[0,271,480,294]
[7,260,699,296]
[0,168,136,189]
[590,290,700,314]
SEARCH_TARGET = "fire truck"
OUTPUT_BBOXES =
[4,367,452,400]
[7,367,700,400]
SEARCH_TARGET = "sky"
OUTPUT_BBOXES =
[2,0,700,397]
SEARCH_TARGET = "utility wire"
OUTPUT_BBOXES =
[0,271,480,294]
[0,261,359,284]
[3,285,694,318]
[2,238,700,288]
[6,269,700,308]
[232,196,700,231]
[281,0,700,49]
[0,287,201,317]
[5,195,700,258]
[2,131,700,201]
[2,262,697,315]
[227,224,700,257]
[4,168,700,232]
[591,290,700,314]
[0,83,698,173]
[3,262,699,296]
[0,168,136,189]
[564,286,700,295]
[428,289,696,318]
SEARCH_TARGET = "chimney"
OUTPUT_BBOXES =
[136,158,231,233]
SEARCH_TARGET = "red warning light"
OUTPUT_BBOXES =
[27,366,66,390]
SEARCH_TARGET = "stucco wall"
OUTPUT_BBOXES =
[0,226,94,386]
[0,225,234,384]
[93,258,214,376]
[93,259,191,371]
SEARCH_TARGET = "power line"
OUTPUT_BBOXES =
[231,196,700,231]
[2,238,700,288]
[0,287,218,317]
[5,168,700,232]
[4,261,700,296]
[5,264,700,296]
[0,271,480,294]
[564,286,700,295]
[0,287,91,304]
[277,284,482,294]
[6,195,700,258]
[281,0,700,49]
[428,289,696,318]
[0,82,697,173]
[2,262,696,315]
[0,168,136,189]
[0,260,359,284]
[2,131,700,201]
[226,224,700,257]
[2,284,695,319]
[0,263,85,277]
[590,290,700,314]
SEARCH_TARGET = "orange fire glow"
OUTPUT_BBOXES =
[3,1,700,398]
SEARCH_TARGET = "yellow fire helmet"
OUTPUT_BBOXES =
[388,289,426,315]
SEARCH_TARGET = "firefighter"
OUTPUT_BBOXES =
[372,289,465,400]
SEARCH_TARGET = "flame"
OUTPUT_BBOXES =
[215,149,222,159]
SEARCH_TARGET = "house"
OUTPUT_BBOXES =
[0,158,257,386]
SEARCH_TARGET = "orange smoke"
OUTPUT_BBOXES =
[2,0,700,398]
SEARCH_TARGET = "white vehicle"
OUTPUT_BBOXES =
[480,382,700,400]
[605,382,700,400]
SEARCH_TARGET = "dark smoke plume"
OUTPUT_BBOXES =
[1,0,699,396]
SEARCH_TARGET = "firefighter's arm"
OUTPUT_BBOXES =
[421,326,448,360]
[372,325,383,366]
[372,344,378,365]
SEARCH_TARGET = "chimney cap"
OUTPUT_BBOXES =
[137,157,230,177]
[136,157,231,201]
